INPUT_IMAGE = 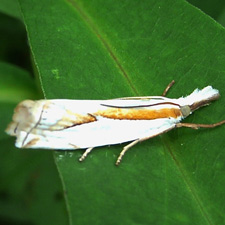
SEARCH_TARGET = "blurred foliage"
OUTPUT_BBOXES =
[0,2,68,225]
[187,0,225,20]
[0,13,32,72]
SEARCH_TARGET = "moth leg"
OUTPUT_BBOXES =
[162,80,175,96]
[116,139,140,166]
[116,125,176,165]
[176,120,225,129]
[79,147,94,162]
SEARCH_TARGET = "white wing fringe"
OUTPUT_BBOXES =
[177,86,220,107]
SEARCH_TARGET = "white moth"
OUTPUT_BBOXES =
[5,81,225,165]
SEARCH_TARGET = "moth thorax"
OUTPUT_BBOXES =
[180,105,191,117]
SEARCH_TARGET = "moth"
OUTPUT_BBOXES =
[6,81,225,165]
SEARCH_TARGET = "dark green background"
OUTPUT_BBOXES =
[1,0,225,224]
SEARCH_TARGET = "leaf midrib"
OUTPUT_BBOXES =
[66,0,139,95]
[162,136,213,225]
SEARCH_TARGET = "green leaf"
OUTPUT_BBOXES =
[0,0,22,20]
[10,0,225,224]
[0,62,40,103]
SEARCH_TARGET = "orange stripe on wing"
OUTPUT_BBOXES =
[95,107,182,120]
[49,110,97,130]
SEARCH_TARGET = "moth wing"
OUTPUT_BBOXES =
[16,117,178,149]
